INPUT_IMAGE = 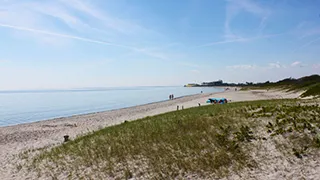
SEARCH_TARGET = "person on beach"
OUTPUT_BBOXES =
[172,94,174,99]
[169,94,172,100]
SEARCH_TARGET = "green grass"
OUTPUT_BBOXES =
[301,83,320,98]
[20,99,320,179]
[241,74,320,97]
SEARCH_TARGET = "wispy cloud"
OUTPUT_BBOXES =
[268,61,309,69]
[268,62,283,69]
[199,33,283,47]
[0,0,183,63]
[224,0,270,40]
[199,0,273,47]
[294,21,320,39]
[199,38,245,47]
[292,21,320,51]
[59,0,165,39]
[291,61,301,67]
[0,0,167,46]
[0,2,104,43]
[0,22,185,64]
[300,28,320,39]
[299,36,320,50]
[57,0,136,35]
[0,23,132,48]
[226,64,257,70]
[257,15,269,35]
[58,0,104,19]
[226,61,307,71]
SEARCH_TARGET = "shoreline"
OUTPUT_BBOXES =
[0,89,302,179]
[0,90,221,128]
[0,87,225,128]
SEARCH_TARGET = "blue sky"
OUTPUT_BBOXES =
[0,0,319,90]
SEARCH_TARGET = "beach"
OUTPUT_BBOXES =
[0,89,302,179]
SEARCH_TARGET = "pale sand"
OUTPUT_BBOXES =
[0,89,303,179]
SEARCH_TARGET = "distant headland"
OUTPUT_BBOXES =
[184,74,320,98]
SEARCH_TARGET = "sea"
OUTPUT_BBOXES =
[0,86,224,127]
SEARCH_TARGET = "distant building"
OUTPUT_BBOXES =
[201,80,223,86]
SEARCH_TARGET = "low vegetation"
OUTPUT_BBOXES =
[242,74,320,98]
[301,83,320,98]
[19,99,320,179]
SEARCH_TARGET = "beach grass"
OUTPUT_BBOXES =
[240,74,320,98]
[21,99,320,179]
[301,83,320,98]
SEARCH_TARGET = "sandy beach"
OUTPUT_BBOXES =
[0,89,302,179]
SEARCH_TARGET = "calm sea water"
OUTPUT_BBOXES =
[0,86,223,127]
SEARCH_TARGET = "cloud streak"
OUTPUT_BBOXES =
[199,38,245,47]
[0,0,167,49]
[0,23,131,48]
[268,62,282,69]
[198,0,274,48]
[291,61,301,67]
[0,23,184,63]
[226,61,308,71]
[299,36,320,50]
[0,0,178,64]
[292,22,320,51]
[224,0,270,41]
[226,64,257,70]
[199,33,283,47]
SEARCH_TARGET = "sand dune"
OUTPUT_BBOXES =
[0,89,302,179]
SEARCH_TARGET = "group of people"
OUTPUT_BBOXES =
[169,94,174,100]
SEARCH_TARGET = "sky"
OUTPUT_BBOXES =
[0,0,319,90]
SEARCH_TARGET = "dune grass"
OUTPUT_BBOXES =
[20,99,320,179]
[240,74,320,97]
[301,83,320,98]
